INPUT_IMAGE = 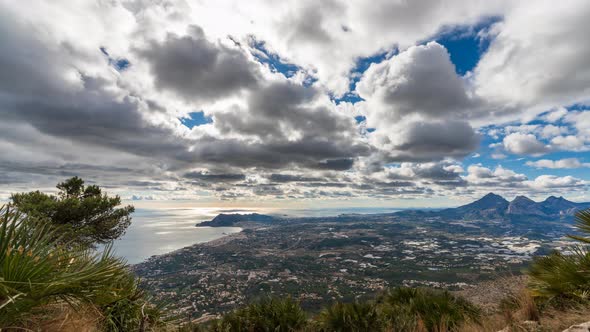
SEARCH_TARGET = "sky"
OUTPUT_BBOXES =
[1,0,590,208]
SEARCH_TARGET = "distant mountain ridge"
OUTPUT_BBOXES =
[438,193,590,220]
[199,194,590,227]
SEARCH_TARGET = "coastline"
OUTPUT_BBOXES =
[195,226,245,247]
[133,222,272,264]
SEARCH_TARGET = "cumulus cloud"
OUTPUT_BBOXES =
[462,164,586,195]
[550,135,588,151]
[357,42,472,121]
[356,43,480,163]
[540,125,568,139]
[473,0,590,121]
[502,133,549,155]
[464,164,527,187]
[383,120,480,161]
[544,108,568,123]
[526,158,590,169]
[136,25,260,103]
[527,175,586,190]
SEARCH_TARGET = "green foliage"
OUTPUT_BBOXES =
[11,176,134,247]
[528,246,590,304]
[528,209,590,305]
[96,272,164,332]
[206,288,479,332]
[210,297,307,332]
[0,205,162,330]
[377,287,481,331]
[568,209,590,244]
[316,301,383,332]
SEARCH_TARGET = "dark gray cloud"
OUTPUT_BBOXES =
[387,121,480,162]
[313,158,355,170]
[206,81,370,170]
[137,25,260,102]
[184,171,246,182]
[0,10,198,169]
[269,174,323,182]
[215,82,360,141]
[300,182,348,188]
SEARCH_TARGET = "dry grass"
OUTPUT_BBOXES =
[458,290,590,332]
[11,303,103,332]
[537,306,590,331]
[458,315,507,332]
[455,274,590,332]
[454,274,529,314]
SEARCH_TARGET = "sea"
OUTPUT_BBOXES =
[111,206,398,264]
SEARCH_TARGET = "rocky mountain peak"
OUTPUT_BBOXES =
[508,195,544,215]
[512,195,534,203]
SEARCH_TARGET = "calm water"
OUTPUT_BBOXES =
[112,206,398,264]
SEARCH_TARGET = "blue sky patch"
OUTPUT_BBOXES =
[434,16,502,75]
[180,111,213,129]
[354,115,366,124]
[333,92,364,105]
[100,46,131,72]
[250,39,300,78]
[349,50,391,90]
[332,49,393,105]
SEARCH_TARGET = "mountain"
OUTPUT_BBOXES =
[198,213,277,227]
[540,196,581,216]
[438,193,590,220]
[454,193,509,218]
[200,194,590,228]
[507,196,545,216]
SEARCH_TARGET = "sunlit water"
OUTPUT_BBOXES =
[112,206,398,264]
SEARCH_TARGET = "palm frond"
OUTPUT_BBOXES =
[0,204,152,327]
[529,209,590,306]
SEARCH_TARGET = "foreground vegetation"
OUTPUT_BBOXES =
[197,287,481,332]
[0,205,163,330]
[1,178,161,331]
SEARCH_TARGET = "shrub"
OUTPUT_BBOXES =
[316,301,383,332]
[377,287,481,331]
[211,297,307,332]
[528,209,590,306]
[95,271,164,331]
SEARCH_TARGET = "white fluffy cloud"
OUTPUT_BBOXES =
[544,108,568,123]
[356,42,479,162]
[357,42,472,121]
[473,0,590,122]
[184,0,508,96]
[502,133,549,156]
[550,135,588,151]
[526,158,590,169]
[463,164,586,194]
[464,165,527,186]
[527,175,587,190]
